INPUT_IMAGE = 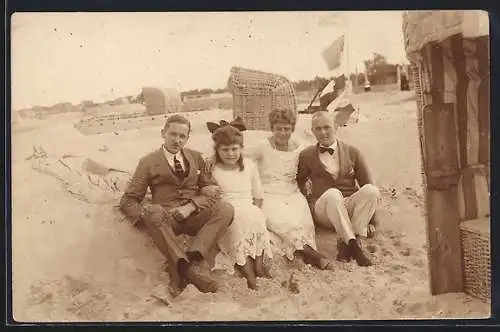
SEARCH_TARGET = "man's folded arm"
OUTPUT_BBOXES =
[191,153,218,211]
[353,147,374,188]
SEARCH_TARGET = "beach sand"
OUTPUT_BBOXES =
[11,91,490,322]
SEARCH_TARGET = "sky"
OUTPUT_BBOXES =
[11,11,408,110]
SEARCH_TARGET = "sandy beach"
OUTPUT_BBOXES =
[11,90,490,322]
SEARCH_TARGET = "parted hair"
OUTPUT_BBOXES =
[163,114,192,133]
[269,108,297,130]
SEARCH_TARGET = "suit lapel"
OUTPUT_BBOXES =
[337,141,352,177]
[180,149,197,185]
[156,147,181,184]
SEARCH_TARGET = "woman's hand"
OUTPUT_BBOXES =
[201,185,223,199]
[305,179,313,197]
[253,198,263,208]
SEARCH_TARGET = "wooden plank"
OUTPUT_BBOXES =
[476,36,490,181]
[474,171,490,218]
[441,38,463,168]
[463,38,481,166]
[441,38,458,104]
[422,100,463,294]
[426,187,464,294]
[451,34,478,221]
[450,34,469,168]
[430,42,445,105]
[423,103,459,178]
[422,42,464,293]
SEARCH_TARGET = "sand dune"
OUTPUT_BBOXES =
[11,91,490,322]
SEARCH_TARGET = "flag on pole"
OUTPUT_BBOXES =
[322,35,345,71]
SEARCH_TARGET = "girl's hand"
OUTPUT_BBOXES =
[201,185,222,199]
[253,198,263,208]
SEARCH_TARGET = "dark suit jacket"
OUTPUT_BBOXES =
[120,147,216,225]
[296,140,373,209]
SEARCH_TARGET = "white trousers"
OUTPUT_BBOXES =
[314,184,380,242]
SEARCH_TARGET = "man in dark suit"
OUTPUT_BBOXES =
[120,115,234,296]
[297,111,379,267]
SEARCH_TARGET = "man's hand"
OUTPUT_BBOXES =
[305,179,313,198]
[169,203,196,222]
[200,185,223,199]
[191,196,217,212]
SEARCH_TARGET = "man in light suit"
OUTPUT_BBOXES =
[297,111,379,267]
[120,115,234,296]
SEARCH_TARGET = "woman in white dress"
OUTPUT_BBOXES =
[247,108,334,270]
[204,125,273,290]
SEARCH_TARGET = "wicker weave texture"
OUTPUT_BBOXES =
[228,67,297,131]
[460,221,491,302]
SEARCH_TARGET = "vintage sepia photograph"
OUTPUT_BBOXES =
[10,10,490,322]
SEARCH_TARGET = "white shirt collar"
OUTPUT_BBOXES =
[162,146,183,162]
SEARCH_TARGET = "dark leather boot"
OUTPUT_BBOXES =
[349,239,373,267]
[163,261,187,297]
[336,239,352,262]
[182,261,219,293]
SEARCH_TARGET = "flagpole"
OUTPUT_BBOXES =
[344,12,351,93]
[345,12,349,78]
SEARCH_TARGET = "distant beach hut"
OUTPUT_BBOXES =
[228,66,297,131]
[403,10,489,302]
[141,87,183,115]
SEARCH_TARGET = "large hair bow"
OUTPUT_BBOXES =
[206,116,247,133]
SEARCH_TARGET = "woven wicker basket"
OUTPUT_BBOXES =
[459,217,491,302]
[228,67,297,131]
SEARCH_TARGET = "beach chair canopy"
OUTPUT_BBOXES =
[403,10,488,60]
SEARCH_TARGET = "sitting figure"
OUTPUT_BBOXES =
[297,111,380,267]
[120,115,234,296]
[203,124,273,290]
[246,108,335,271]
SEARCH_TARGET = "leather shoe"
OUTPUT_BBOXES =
[349,239,373,267]
[336,239,352,262]
[184,262,219,293]
[164,264,187,297]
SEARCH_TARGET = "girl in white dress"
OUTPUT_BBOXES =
[205,125,273,290]
[247,109,334,270]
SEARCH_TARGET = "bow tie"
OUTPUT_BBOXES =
[319,146,335,155]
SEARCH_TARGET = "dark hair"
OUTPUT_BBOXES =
[269,108,296,130]
[212,125,244,171]
[163,114,191,133]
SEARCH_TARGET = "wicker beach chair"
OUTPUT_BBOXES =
[228,66,297,131]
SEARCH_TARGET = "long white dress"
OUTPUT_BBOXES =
[250,139,318,260]
[212,158,273,275]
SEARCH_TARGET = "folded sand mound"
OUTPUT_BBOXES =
[31,154,131,204]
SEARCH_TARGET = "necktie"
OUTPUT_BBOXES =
[319,146,335,155]
[173,155,184,179]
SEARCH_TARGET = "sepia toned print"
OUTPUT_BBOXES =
[10,11,490,322]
